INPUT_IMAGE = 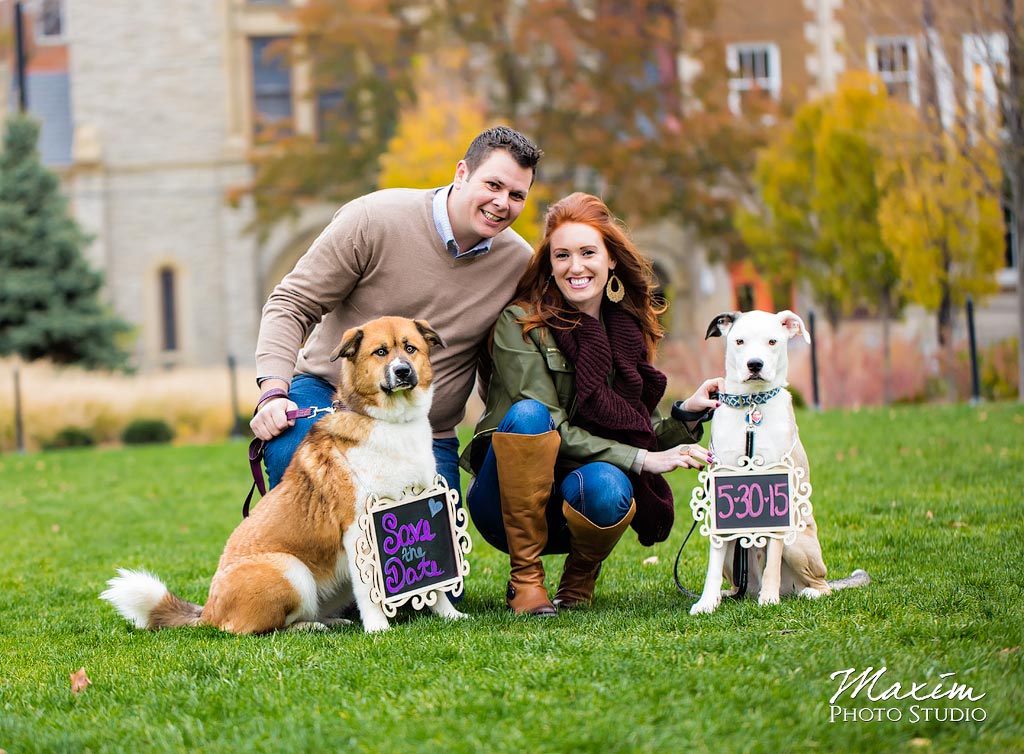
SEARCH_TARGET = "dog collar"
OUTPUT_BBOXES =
[717,387,783,455]
[717,387,782,409]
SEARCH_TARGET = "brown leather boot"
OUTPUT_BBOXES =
[492,430,561,617]
[553,499,636,610]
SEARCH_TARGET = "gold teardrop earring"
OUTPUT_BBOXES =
[605,272,625,303]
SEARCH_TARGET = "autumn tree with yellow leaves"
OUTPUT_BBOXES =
[736,73,903,396]
[738,71,1003,399]
[876,115,1004,385]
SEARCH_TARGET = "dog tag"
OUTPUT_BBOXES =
[747,408,763,426]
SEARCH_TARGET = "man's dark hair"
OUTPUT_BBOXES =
[463,126,543,180]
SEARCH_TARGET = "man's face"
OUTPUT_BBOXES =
[447,149,533,246]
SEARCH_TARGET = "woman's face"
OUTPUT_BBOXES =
[548,222,616,319]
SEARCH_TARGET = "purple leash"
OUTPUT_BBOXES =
[243,400,343,518]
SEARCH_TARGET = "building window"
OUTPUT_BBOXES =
[726,43,781,116]
[159,267,178,352]
[35,0,65,43]
[735,283,756,313]
[316,89,345,143]
[867,36,918,106]
[962,33,1008,134]
[251,36,293,142]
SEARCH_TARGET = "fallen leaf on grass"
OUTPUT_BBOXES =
[51,524,61,533]
[999,646,1020,656]
[951,521,968,528]
[925,510,933,519]
[70,667,91,694]
[642,556,659,566]
[909,738,931,748]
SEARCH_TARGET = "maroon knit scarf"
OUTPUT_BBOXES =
[549,303,675,545]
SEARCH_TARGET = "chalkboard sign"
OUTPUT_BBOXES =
[713,471,792,531]
[689,453,813,549]
[354,476,472,617]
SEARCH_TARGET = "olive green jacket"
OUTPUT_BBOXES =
[460,305,704,475]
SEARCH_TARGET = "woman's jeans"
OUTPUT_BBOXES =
[262,374,461,500]
[466,399,634,554]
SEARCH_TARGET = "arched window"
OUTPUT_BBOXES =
[158,267,178,352]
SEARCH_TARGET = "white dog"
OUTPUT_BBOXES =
[690,310,869,615]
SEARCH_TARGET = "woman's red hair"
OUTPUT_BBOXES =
[513,192,666,355]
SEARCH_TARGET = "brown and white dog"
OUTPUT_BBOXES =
[690,310,869,615]
[101,316,466,634]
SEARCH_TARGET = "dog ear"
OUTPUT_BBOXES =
[330,327,364,362]
[705,312,740,339]
[414,319,447,351]
[777,310,811,344]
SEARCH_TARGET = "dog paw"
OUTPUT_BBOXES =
[320,617,354,628]
[445,610,468,621]
[690,597,721,615]
[361,617,391,633]
[758,592,780,606]
[288,620,330,633]
[799,587,822,600]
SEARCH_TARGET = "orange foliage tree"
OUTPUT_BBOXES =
[240,0,766,252]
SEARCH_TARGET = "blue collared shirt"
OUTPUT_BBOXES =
[432,184,493,259]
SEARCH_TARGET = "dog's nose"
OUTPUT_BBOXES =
[393,362,413,381]
[747,358,764,374]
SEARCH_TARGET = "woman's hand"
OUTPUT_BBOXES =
[680,377,725,414]
[642,443,714,474]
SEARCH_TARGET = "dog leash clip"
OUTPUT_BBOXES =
[287,404,337,420]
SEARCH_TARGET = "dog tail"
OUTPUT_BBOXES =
[827,568,871,591]
[100,568,203,629]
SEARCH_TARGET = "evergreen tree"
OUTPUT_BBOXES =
[0,116,132,369]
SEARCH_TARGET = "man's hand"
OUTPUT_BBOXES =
[249,379,296,441]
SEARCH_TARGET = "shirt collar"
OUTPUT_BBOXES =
[432,184,493,259]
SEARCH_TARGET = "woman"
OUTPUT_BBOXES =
[461,192,723,616]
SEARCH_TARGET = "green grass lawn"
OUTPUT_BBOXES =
[1,403,1022,753]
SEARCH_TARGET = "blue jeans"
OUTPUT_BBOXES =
[466,400,634,554]
[263,374,462,501]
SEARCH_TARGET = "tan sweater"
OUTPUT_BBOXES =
[256,188,534,438]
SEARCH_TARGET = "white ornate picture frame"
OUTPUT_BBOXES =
[354,475,472,618]
[689,453,813,549]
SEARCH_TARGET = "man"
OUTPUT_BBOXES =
[250,126,542,500]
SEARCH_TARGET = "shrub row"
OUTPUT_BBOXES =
[43,418,176,450]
